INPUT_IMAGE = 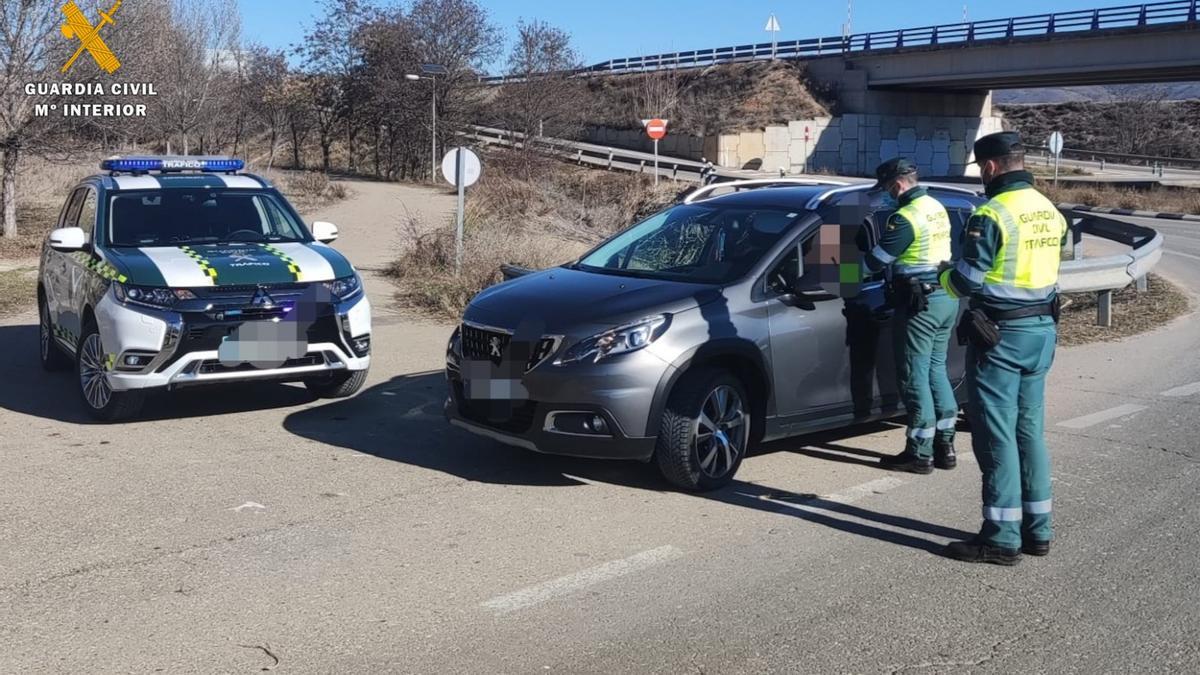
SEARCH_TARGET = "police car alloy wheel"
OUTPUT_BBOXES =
[76,322,144,421]
[655,368,751,491]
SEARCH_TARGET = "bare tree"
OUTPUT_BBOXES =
[0,0,61,237]
[150,0,240,154]
[407,0,498,170]
[250,48,289,169]
[635,69,683,122]
[494,19,585,163]
[294,0,376,173]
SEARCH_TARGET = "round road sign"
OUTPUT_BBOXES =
[441,147,481,188]
[645,118,668,141]
[1048,131,1064,156]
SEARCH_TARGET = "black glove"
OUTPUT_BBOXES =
[907,278,928,314]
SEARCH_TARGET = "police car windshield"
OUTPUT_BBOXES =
[107,189,309,247]
[576,203,803,283]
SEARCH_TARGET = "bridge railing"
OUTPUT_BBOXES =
[478,0,1199,83]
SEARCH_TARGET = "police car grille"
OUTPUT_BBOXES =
[195,353,325,374]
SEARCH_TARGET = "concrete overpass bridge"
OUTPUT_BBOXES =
[480,1,1200,177]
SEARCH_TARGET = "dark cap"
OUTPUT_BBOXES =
[873,157,917,189]
[972,131,1024,164]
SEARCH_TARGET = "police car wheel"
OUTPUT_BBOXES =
[304,368,368,399]
[655,367,750,492]
[39,295,72,372]
[76,322,144,422]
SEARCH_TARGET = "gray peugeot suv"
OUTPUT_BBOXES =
[445,180,983,490]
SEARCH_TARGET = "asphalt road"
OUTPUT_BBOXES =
[2,181,1198,673]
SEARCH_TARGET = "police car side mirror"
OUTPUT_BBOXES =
[48,227,87,252]
[312,221,339,243]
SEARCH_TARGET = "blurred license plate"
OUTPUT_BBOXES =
[217,321,306,366]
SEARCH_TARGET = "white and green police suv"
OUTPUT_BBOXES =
[37,156,371,421]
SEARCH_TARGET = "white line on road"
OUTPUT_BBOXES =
[1057,404,1147,430]
[228,501,265,512]
[1164,249,1200,262]
[824,476,907,504]
[1161,382,1200,398]
[481,545,684,614]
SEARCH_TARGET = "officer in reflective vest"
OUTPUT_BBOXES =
[859,158,959,474]
[939,131,1068,565]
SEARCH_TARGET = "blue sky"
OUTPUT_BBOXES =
[239,0,1114,72]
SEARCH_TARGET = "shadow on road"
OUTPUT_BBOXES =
[286,372,965,550]
[0,323,328,424]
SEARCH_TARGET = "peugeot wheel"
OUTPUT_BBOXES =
[655,368,751,491]
[77,322,144,422]
[39,295,72,372]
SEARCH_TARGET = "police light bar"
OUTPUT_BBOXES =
[100,156,245,173]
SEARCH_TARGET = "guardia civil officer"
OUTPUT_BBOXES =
[939,132,1068,565]
[858,158,958,474]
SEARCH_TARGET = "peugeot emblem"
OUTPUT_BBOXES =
[489,336,503,358]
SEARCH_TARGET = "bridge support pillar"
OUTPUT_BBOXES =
[793,59,1002,177]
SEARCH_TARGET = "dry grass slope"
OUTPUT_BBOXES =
[1058,274,1190,346]
[386,150,680,319]
[1038,181,1200,216]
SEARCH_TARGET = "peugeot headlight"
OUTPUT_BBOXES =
[555,314,671,365]
[323,274,362,301]
[113,282,196,308]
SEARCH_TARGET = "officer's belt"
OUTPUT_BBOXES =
[982,301,1056,323]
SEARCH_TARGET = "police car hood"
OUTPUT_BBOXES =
[104,242,355,287]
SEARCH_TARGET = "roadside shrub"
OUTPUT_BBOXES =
[387,148,680,319]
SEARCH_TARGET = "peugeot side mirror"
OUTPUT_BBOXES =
[48,227,87,252]
[312,221,339,243]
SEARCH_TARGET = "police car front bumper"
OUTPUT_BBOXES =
[97,290,371,392]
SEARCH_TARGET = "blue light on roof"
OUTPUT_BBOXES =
[100,156,245,173]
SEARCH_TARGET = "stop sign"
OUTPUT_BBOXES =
[645,118,668,140]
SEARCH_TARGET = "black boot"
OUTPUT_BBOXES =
[879,451,933,475]
[944,538,1021,566]
[1023,539,1050,556]
[934,438,957,470]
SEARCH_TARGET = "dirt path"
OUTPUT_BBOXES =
[304,179,455,323]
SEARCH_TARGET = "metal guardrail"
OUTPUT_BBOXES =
[472,125,1162,327]
[1032,145,1200,171]
[478,0,1199,83]
[462,125,742,183]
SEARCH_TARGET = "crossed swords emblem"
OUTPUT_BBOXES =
[60,0,122,74]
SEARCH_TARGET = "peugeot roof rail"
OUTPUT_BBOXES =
[683,177,850,204]
[804,181,981,210]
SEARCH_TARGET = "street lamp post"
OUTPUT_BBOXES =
[406,64,449,181]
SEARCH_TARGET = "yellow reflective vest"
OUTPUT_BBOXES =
[893,193,953,276]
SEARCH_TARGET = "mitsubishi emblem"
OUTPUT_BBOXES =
[251,286,275,308]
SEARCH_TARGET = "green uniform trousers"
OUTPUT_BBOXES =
[892,290,959,459]
[966,315,1057,549]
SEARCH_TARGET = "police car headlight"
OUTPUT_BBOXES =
[323,274,362,301]
[554,314,671,365]
[113,282,196,309]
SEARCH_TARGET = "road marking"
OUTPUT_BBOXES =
[1164,249,1200,262]
[228,501,265,512]
[824,476,906,504]
[481,545,683,614]
[1161,382,1200,398]
[1056,404,1147,430]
